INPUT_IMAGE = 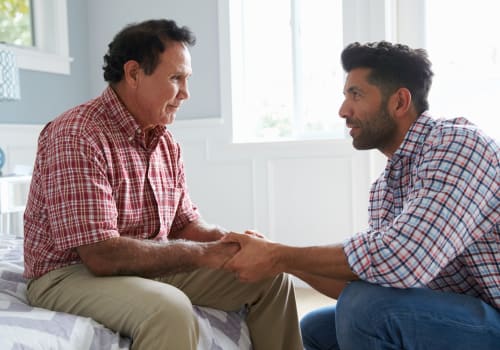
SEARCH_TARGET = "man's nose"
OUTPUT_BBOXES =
[179,80,190,100]
[338,99,350,119]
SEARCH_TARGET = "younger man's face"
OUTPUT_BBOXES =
[339,68,398,154]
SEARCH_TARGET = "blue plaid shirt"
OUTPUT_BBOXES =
[344,114,500,309]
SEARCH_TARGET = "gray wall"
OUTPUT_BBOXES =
[0,0,221,124]
[86,0,221,120]
[0,0,90,124]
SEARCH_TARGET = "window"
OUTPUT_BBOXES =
[228,0,345,142]
[424,0,500,140]
[0,0,71,75]
[0,0,34,47]
[223,0,499,143]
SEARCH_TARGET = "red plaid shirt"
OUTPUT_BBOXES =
[344,114,500,309]
[24,87,200,278]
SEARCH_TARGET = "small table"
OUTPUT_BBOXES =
[0,175,32,236]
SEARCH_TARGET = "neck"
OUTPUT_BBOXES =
[111,83,147,128]
[380,111,419,158]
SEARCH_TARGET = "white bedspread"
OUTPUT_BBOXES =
[0,236,252,350]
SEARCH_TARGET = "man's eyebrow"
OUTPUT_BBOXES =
[344,86,363,95]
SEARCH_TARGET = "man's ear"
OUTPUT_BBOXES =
[123,60,141,88]
[389,88,412,117]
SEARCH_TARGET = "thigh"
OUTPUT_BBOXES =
[300,305,339,350]
[160,267,276,311]
[27,264,193,338]
[163,268,303,350]
[337,281,500,350]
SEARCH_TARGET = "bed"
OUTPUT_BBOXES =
[0,234,252,350]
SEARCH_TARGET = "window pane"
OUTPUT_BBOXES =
[297,0,344,138]
[239,0,294,141]
[234,0,344,142]
[425,0,500,140]
[0,0,34,47]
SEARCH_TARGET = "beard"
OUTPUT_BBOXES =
[347,104,398,151]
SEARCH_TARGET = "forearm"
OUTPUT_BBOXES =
[109,238,205,276]
[277,244,358,281]
[223,233,358,284]
[77,236,237,277]
[293,271,349,299]
[171,219,227,242]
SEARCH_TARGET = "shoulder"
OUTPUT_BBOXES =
[424,117,498,166]
[39,96,108,147]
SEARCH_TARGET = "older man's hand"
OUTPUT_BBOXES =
[221,232,282,283]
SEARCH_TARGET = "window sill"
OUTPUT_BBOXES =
[6,45,73,75]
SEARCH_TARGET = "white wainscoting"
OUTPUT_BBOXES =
[168,120,387,250]
[0,122,386,285]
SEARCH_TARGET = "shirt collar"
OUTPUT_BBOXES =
[393,113,435,159]
[101,86,167,143]
[383,114,435,183]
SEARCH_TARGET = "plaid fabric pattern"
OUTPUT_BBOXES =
[24,87,200,278]
[344,114,500,309]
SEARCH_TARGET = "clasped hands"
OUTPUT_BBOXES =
[215,230,282,283]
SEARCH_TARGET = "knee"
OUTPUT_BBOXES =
[336,282,374,337]
[300,310,317,342]
[336,281,400,347]
[257,272,293,295]
[337,281,377,316]
[337,280,406,321]
[153,289,195,327]
[273,272,292,287]
[300,306,338,350]
[300,310,323,347]
[133,287,197,343]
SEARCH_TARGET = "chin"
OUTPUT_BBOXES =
[163,114,176,125]
[352,138,371,150]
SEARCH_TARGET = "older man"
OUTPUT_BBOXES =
[24,19,302,350]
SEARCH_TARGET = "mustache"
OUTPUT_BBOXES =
[345,118,360,128]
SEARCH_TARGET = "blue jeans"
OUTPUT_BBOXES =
[300,281,500,350]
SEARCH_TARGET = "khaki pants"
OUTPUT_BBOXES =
[27,264,302,350]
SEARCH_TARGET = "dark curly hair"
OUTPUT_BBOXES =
[103,19,196,83]
[341,41,433,115]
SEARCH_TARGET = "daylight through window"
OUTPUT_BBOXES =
[231,0,345,142]
[0,0,34,47]
[425,0,500,140]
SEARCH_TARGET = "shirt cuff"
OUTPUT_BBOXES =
[343,231,373,281]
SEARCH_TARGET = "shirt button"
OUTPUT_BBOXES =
[136,129,141,134]
[128,136,133,141]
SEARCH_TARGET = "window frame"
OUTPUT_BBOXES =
[219,0,395,143]
[0,0,72,75]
